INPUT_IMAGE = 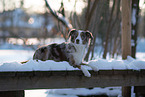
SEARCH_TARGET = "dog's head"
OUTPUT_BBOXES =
[68,29,93,45]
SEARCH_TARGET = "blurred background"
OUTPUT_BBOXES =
[0,0,145,60]
[0,0,145,97]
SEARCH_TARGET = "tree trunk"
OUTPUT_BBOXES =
[85,0,99,30]
[84,0,99,61]
[121,0,132,97]
[131,0,139,58]
[102,0,116,59]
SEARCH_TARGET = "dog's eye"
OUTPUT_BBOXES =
[71,36,75,43]
[71,36,74,40]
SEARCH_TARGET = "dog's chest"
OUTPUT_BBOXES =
[71,44,86,65]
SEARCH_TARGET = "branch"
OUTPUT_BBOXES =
[85,0,99,30]
[44,0,73,29]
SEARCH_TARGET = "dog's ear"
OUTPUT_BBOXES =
[68,29,76,37]
[86,31,93,40]
[86,31,94,45]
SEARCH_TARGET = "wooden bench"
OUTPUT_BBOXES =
[0,69,145,91]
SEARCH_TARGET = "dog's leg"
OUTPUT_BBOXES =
[81,62,98,71]
[68,55,91,77]
[75,65,91,77]
[68,55,77,67]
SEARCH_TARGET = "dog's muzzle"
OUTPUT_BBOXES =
[76,39,80,44]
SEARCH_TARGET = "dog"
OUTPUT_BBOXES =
[33,29,93,77]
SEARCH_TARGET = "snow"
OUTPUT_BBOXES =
[25,89,48,97]
[137,38,145,52]
[129,60,145,70]
[48,87,121,97]
[0,56,145,77]
[132,8,137,25]
[131,39,135,46]
[0,59,92,77]
[0,60,75,72]
[132,30,135,35]
[88,56,145,71]
[89,59,112,70]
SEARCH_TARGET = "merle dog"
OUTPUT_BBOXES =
[33,29,93,77]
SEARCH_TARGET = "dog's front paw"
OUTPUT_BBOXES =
[81,62,98,71]
[72,65,91,77]
[80,66,91,77]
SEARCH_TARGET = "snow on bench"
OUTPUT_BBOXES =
[0,56,145,72]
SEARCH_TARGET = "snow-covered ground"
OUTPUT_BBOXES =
[0,38,145,97]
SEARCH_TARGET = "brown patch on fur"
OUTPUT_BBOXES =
[68,29,78,43]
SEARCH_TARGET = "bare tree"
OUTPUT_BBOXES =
[131,0,139,58]
[44,0,73,41]
[84,0,99,30]
[84,0,100,61]
[44,0,73,29]
[102,0,116,59]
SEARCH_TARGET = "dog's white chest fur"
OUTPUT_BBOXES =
[71,44,86,65]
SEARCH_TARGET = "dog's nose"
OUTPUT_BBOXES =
[76,39,80,44]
